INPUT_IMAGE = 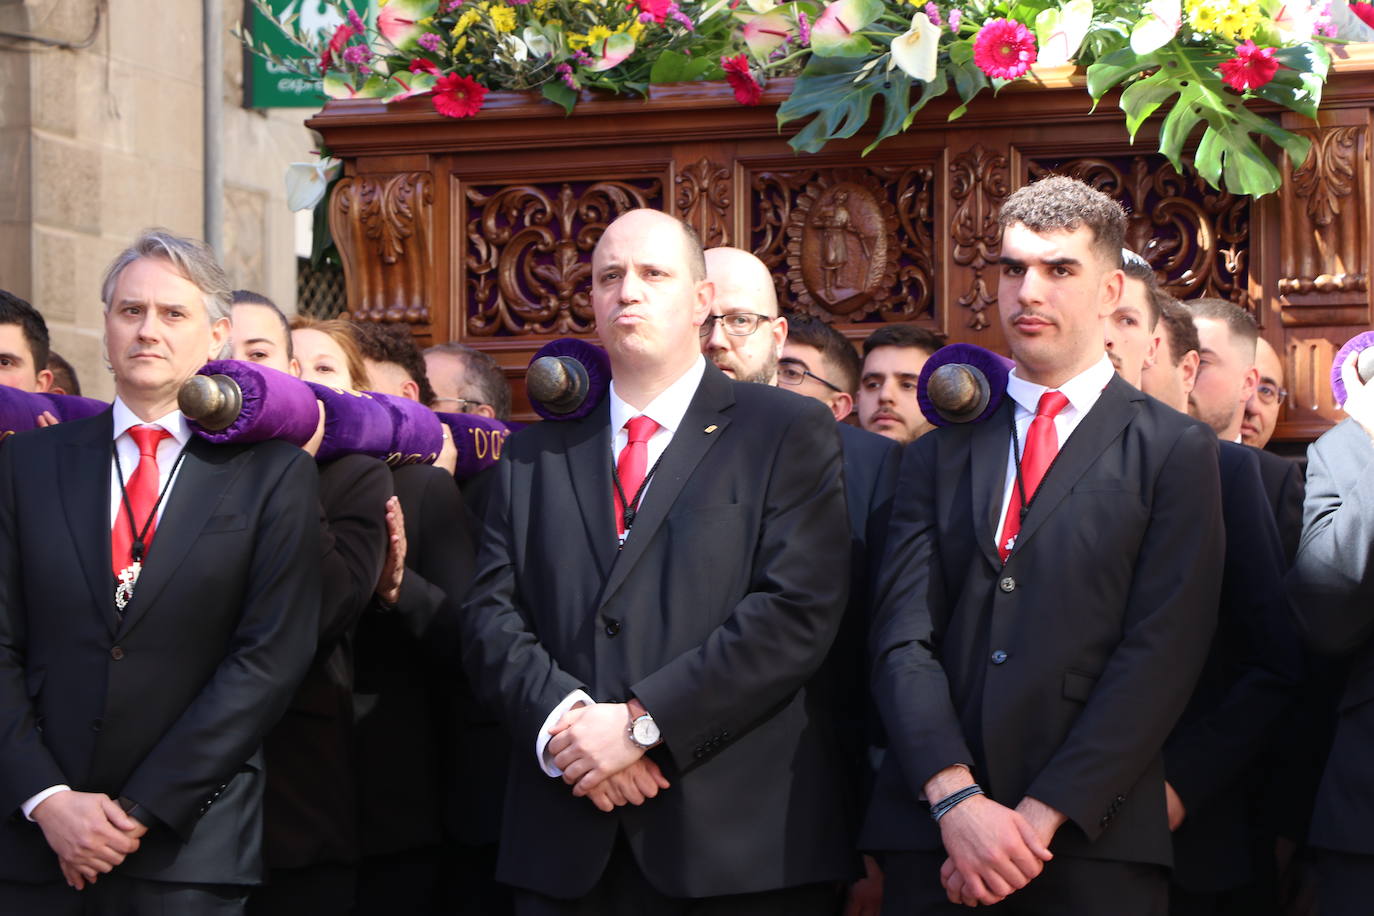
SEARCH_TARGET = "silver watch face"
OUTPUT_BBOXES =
[632,715,660,746]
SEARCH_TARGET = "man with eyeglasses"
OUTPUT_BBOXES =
[700,247,787,385]
[1240,338,1287,451]
[423,343,512,422]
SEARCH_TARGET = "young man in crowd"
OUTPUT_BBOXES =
[858,324,941,444]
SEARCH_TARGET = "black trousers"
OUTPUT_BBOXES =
[512,835,840,916]
[247,864,354,916]
[0,876,248,916]
[1314,848,1374,916]
[881,850,1168,916]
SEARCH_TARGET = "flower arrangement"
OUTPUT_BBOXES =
[242,0,1374,197]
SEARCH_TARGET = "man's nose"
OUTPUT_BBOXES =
[704,317,730,349]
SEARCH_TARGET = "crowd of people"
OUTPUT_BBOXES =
[0,173,1371,916]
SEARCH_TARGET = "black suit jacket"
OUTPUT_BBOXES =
[461,365,853,899]
[354,463,484,856]
[1252,446,1305,567]
[0,410,320,886]
[1288,419,1374,855]
[1167,441,1304,892]
[862,375,1224,869]
[263,454,391,870]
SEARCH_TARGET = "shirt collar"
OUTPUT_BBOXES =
[609,355,706,438]
[1005,354,1116,417]
[112,396,192,447]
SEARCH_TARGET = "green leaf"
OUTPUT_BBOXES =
[1157,82,1205,166]
[779,56,885,153]
[1118,67,1181,137]
[542,80,578,114]
[649,49,717,83]
[1085,46,1154,101]
[862,71,913,154]
[1250,41,1329,120]
[902,68,949,130]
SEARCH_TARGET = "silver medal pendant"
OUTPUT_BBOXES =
[115,561,142,611]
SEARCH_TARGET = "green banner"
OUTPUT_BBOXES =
[243,0,350,109]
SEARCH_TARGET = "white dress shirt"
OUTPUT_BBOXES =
[994,355,1116,553]
[21,399,193,821]
[534,356,707,777]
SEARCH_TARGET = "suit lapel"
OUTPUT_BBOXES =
[597,366,734,610]
[117,437,239,636]
[563,399,617,584]
[969,399,1012,571]
[1009,374,1139,557]
[60,410,119,636]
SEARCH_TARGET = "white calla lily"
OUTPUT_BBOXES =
[890,12,940,83]
[284,157,341,212]
[523,26,553,57]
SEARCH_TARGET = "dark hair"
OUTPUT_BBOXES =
[352,322,438,407]
[1186,297,1258,362]
[1157,298,1199,367]
[783,313,862,395]
[0,289,51,374]
[862,323,942,360]
[423,342,512,421]
[231,290,294,362]
[998,176,1127,268]
[289,316,369,391]
[1120,252,1165,330]
[46,350,80,396]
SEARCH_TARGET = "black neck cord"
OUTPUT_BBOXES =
[112,437,187,566]
[611,450,666,539]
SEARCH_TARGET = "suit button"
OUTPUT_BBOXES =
[1100,815,1110,827]
[998,577,1016,593]
[604,619,621,638]
[90,718,103,732]
[1116,794,1126,803]
[110,646,125,660]
[990,650,1008,665]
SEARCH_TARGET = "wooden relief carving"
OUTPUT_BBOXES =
[330,172,433,325]
[749,163,935,323]
[1278,126,1368,308]
[1028,155,1251,311]
[675,157,732,248]
[463,178,664,337]
[950,145,1010,331]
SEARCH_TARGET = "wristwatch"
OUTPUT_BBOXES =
[628,712,661,749]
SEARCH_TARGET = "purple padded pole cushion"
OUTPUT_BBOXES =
[437,412,511,479]
[372,392,445,466]
[1331,331,1374,407]
[308,383,396,462]
[917,343,1015,427]
[189,360,321,447]
[529,338,612,422]
[0,388,108,437]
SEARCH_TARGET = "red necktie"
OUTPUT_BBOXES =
[112,425,172,577]
[998,390,1070,562]
[614,415,660,537]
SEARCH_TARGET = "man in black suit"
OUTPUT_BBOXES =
[463,208,852,913]
[0,231,321,913]
[865,176,1224,913]
[1287,350,1374,916]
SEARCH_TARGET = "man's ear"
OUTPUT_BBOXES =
[208,317,232,361]
[771,316,789,359]
[1180,350,1200,398]
[692,279,715,328]
[34,368,54,393]
[1099,268,1124,318]
[401,378,421,403]
[830,391,854,423]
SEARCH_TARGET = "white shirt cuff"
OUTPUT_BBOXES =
[536,689,595,778]
[22,785,71,821]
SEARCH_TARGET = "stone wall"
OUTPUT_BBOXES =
[0,0,315,401]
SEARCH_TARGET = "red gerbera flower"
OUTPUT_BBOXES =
[1218,40,1282,91]
[432,73,488,118]
[630,0,672,23]
[409,58,441,75]
[1351,2,1374,29]
[320,22,360,73]
[972,18,1037,80]
[721,54,762,105]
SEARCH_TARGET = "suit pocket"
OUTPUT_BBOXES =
[1062,668,1099,703]
[201,513,248,533]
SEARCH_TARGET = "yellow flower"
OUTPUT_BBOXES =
[490,4,518,31]
[453,35,468,53]
[622,19,646,40]
[451,8,481,35]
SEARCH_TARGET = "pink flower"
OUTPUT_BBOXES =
[432,72,487,117]
[319,22,360,73]
[630,0,673,24]
[342,44,371,65]
[347,9,366,32]
[948,8,961,31]
[409,57,441,74]
[671,3,695,29]
[721,53,762,105]
[445,0,463,9]
[924,3,941,26]
[797,10,811,43]
[556,62,578,88]
[418,31,443,52]
[1353,1,1374,28]
[972,17,1037,80]
[1218,40,1283,90]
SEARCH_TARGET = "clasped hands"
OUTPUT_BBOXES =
[927,768,1062,908]
[547,701,670,813]
[31,790,147,890]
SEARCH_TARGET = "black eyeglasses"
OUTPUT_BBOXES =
[777,361,843,394]
[699,313,774,338]
[1255,382,1288,406]
[433,396,486,412]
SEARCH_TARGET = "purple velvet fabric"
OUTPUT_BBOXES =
[308,383,397,463]
[528,338,612,422]
[372,392,445,466]
[0,388,107,436]
[437,412,511,479]
[1331,331,1374,407]
[917,343,1015,427]
[188,360,321,447]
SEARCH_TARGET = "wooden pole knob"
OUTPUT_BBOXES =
[927,363,991,423]
[178,374,243,431]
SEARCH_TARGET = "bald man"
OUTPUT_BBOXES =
[701,247,787,384]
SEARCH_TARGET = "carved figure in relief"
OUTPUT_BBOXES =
[814,190,872,300]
